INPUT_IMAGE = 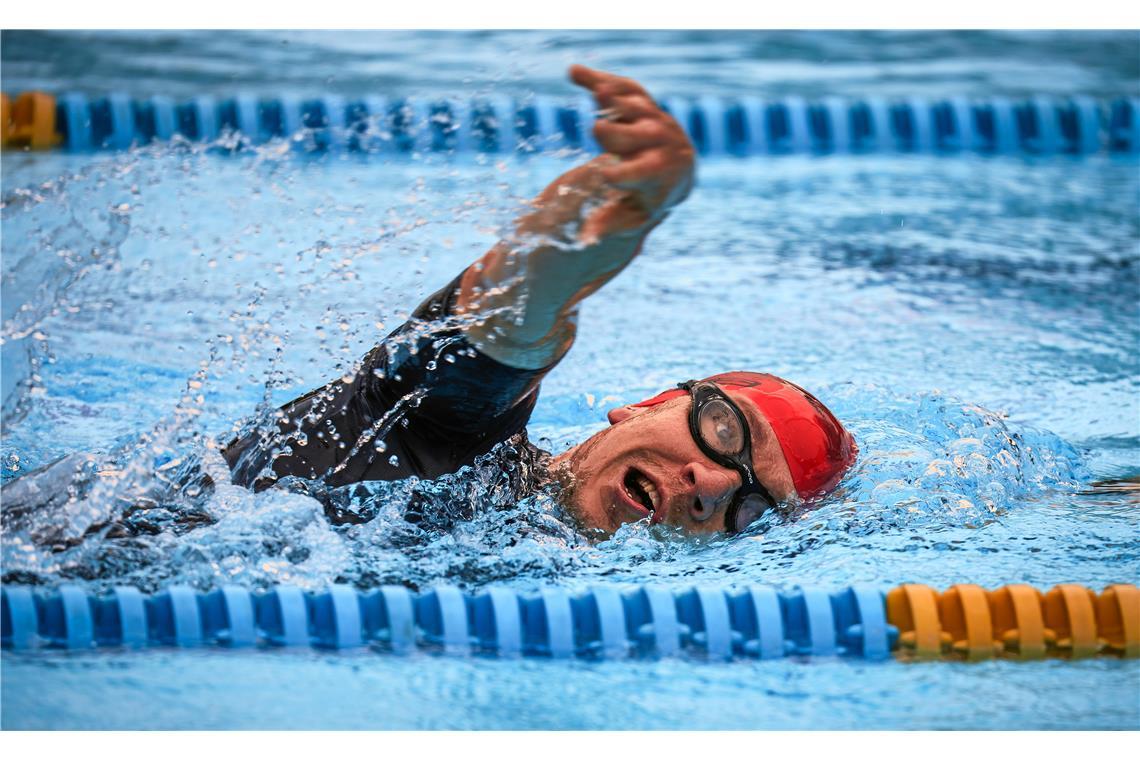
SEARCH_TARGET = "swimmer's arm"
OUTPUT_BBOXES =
[454,65,695,370]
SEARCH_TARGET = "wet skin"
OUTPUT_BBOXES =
[551,390,796,534]
[455,65,696,371]
[452,65,791,534]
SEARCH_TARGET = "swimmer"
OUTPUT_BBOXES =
[221,64,857,535]
[3,65,856,540]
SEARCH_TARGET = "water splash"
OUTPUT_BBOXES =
[1,380,1089,593]
[1,125,1131,598]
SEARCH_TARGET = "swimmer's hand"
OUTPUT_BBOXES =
[570,64,695,238]
[455,66,694,370]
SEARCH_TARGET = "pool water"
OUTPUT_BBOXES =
[2,31,1138,729]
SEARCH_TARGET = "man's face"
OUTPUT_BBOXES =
[550,389,796,534]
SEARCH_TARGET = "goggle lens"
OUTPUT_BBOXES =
[696,398,746,457]
[682,380,778,535]
[730,492,771,534]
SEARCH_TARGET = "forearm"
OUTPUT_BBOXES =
[452,65,694,370]
[456,157,660,370]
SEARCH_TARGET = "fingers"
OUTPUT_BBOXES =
[568,64,604,89]
[569,64,650,100]
[593,119,670,156]
[598,149,669,189]
[596,93,659,124]
[569,63,694,215]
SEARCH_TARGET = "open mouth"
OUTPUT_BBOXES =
[622,467,661,517]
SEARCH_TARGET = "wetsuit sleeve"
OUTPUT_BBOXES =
[223,274,550,490]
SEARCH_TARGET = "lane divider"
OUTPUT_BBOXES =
[2,91,1138,155]
[1,92,60,150]
[990,584,1047,658]
[3,582,1136,661]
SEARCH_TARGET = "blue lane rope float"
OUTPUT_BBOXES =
[3,91,1139,155]
[3,583,1137,661]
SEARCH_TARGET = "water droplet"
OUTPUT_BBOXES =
[374,439,387,453]
[388,454,399,467]
[426,360,437,371]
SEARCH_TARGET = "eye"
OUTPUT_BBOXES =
[697,399,745,455]
[729,493,772,533]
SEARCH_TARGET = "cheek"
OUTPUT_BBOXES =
[573,423,642,475]
[561,446,617,530]
[566,429,609,475]
[574,484,618,533]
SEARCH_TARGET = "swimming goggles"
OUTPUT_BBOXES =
[679,380,778,534]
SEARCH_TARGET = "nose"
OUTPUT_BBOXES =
[681,462,739,523]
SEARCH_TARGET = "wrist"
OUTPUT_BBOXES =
[465,308,578,371]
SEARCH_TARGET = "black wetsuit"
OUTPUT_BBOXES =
[1,275,557,549]
[222,274,556,518]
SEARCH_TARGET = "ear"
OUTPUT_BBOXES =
[607,404,650,425]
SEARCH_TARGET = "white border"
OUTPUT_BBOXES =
[2,1,1140,29]
[1,3,1136,751]
[0,730,1137,757]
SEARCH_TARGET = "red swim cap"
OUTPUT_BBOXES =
[625,371,857,500]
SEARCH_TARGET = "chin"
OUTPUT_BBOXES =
[549,456,615,534]
[565,485,614,534]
